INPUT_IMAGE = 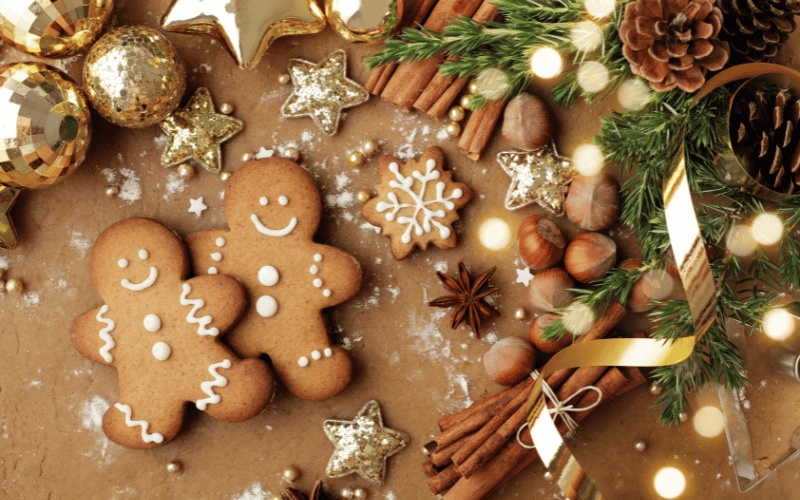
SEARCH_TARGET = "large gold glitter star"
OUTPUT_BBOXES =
[281,50,369,136]
[0,186,20,250]
[323,400,409,485]
[497,143,576,215]
[160,87,243,174]
[161,0,326,70]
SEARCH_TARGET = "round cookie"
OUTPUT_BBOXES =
[186,159,362,401]
[71,218,275,449]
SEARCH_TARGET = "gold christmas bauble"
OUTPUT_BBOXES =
[0,63,92,190]
[325,0,404,43]
[83,25,186,128]
[0,0,114,58]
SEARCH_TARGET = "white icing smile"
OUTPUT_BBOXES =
[121,267,158,291]
[250,213,297,237]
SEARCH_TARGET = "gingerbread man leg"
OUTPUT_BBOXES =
[198,357,275,422]
[103,397,185,449]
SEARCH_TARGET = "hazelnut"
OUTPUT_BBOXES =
[529,313,572,353]
[483,336,536,386]
[630,268,675,313]
[564,232,617,283]
[501,93,555,151]
[565,175,621,231]
[517,215,567,269]
[526,268,576,312]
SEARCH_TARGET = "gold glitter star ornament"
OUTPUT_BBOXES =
[281,50,369,136]
[160,87,243,174]
[323,400,409,485]
[497,143,576,215]
[0,186,20,250]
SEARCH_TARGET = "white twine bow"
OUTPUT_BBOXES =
[516,370,604,449]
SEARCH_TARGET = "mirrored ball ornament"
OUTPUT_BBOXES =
[0,0,114,58]
[0,63,92,190]
[83,25,186,128]
[325,0,404,43]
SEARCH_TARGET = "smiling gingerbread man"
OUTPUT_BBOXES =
[186,158,362,401]
[71,218,274,449]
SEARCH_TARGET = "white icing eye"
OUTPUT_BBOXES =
[279,196,289,206]
[143,314,162,332]
[258,266,279,287]
[259,197,268,206]
[139,249,149,260]
[118,259,129,269]
[215,237,226,247]
[314,253,323,262]
[152,341,171,361]
[211,252,222,262]
[208,267,218,274]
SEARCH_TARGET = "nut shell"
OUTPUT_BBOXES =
[501,93,555,151]
[529,313,572,353]
[564,232,617,283]
[517,215,567,269]
[526,268,576,311]
[565,175,621,231]
[483,336,537,386]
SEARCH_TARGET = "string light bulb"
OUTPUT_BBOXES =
[762,307,795,341]
[562,302,595,335]
[653,467,687,499]
[751,212,783,246]
[692,406,724,438]
[584,0,616,19]
[475,68,511,101]
[577,61,609,93]
[618,78,650,111]
[570,21,603,52]
[530,47,563,79]
[725,225,757,257]
[573,144,605,176]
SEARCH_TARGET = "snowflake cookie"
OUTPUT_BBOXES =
[71,218,274,449]
[362,146,474,260]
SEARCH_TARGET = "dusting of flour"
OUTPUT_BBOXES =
[230,482,273,500]
[80,396,113,462]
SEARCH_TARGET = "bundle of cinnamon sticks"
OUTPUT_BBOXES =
[365,0,505,160]
[422,303,647,500]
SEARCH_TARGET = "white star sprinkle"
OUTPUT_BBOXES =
[516,267,534,287]
[188,197,207,217]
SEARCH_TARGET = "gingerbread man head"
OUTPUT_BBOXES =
[72,218,274,449]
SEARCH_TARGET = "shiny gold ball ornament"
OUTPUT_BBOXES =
[6,277,23,294]
[341,487,354,499]
[362,140,378,156]
[356,190,371,204]
[445,121,461,137]
[166,460,182,473]
[348,150,365,167]
[282,466,299,482]
[448,105,466,122]
[220,172,232,182]
[282,147,301,162]
[679,411,689,423]
[177,163,196,180]
[468,79,480,95]
[649,382,663,396]
[278,73,292,85]
[325,0,404,43]
[219,102,234,115]
[460,94,473,110]
[514,307,527,321]
[105,185,119,197]
[83,25,186,128]
[0,0,114,58]
[0,63,92,190]
[634,440,647,452]
[242,152,255,163]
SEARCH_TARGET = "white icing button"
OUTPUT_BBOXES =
[298,356,309,367]
[313,278,323,288]
[143,314,162,332]
[256,295,278,318]
[279,196,289,206]
[260,196,268,206]
[324,348,333,357]
[323,289,331,297]
[258,266,279,287]
[208,267,218,274]
[211,252,222,262]
[314,253,323,262]
[139,249,149,260]
[152,341,171,361]
[310,265,319,275]
[311,350,322,360]
[215,237,226,247]
[118,258,128,269]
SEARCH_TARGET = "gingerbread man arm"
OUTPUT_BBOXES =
[312,244,362,309]
[71,305,118,367]
[181,274,247,336]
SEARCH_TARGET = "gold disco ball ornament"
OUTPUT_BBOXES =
[83,25,186,128]
[0,62,92,190]
[0,0,114,58]
[325,0,404,43]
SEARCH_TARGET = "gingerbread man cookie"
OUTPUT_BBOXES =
[71,218,274,449]
[186,159,362,401]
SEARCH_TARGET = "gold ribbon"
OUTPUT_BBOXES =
[525,63,800,499]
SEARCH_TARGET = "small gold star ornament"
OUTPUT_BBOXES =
[0,186,20,250]
[497,143,576,215]
[323,400,409,485]
[281,50,369,136]
[160,87,244,174]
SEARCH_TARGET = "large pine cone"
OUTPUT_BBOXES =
[619,0,731,92]
[719,0,800,62]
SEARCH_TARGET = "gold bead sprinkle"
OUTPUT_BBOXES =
[219,103,234,115]
[634,440,647,452]
[357,190,371,204]
[649,382,662,396]
[282,147,300,162]
[514,307,527,321]
[105,185,119,197]
[282,466,299,482]
[460,95,473,110]
[543,471,554,482]
[242,152,254,163]
[468,79,479,95]
[448,106,466,122]
[177,163,195,180]
[341,488,354,499]
[679,411,688,423]
[166,461,182,473]
[445,121,461,138]
[220,172,232,182]
[362,140,378,156]
[354,488,367,500]
[348,151,365,167]
[278,72,291,85]
[6,278,23,295]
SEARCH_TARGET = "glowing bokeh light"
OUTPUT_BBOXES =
[570,20,603,52]
[725,225,757,257]
[577,61,609,93]
[475,67,510,101]
[573,144,605,176]
[584,0,616,18]
[693,406,724,438]
[562,303,595,335]
[751,212,783,246]
[640,269,674,301]
[763,308,795,341]
[618,78,651,111]
[654,467,687,499]
[478,217,512,251]
[530,47,563,79]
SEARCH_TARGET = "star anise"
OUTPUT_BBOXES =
[282,481,328,500]
[428,261,500,338]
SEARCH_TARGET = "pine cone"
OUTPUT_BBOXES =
[619,0,731,93]
[719,0,800,62]
[731,87,800,194]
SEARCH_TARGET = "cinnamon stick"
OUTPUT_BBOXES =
[437,377,531,431]
[457,100,505,161]
[430,430,475,467]
[427,463,462,494]
[423,460,438,478]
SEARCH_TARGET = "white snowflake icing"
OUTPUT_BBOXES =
[375,159,463,244]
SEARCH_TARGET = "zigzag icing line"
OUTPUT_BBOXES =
[96,305,116,363]
[196,359,232,410]
[179,283,219,336]
[114,403,164,444]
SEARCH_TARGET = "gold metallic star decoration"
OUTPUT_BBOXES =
[0,186,20,250]
[497,143,576,215]
[281,50,369,136]
[160,87,243,174]
[161,0,326,70]
[323,400,409,485]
